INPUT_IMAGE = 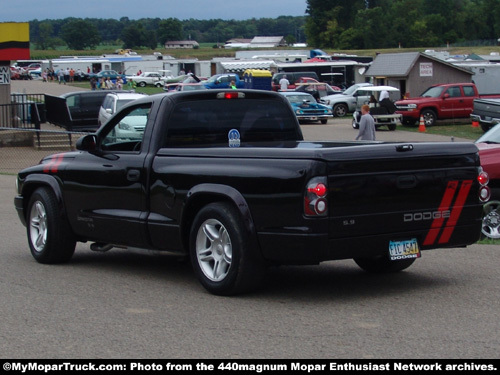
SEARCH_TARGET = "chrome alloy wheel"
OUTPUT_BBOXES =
[482,201,500,239]
[29,201,48,253]
[195,218,233,282]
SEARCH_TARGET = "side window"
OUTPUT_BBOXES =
[103,96,113,110]
[463,86,475,97]
[101,104,151,152]
[66,95,79,110]
[446,87,461,97]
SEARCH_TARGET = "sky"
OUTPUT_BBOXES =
[1,0,308,22]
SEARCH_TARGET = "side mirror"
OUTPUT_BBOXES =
[443,93,450,99]
[76,134,97,151]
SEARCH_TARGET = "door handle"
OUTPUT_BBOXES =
[127,169,140,182]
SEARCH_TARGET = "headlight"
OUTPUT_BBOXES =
[408,104,417,109]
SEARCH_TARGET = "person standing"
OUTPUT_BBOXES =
[57,69,65,84]
[279,75,290,91]
[355,104,376,141]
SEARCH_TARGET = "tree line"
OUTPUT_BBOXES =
[29,16,306,51]
[28,0,500,51]
[305,0,500,49]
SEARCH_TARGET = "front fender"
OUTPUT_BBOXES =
[16,174,65,226]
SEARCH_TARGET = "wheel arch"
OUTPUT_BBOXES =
[181,184,258,253]
[419,106,438,117]
[20,174,66,222]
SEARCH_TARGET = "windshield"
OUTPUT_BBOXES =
[116,99,135,111]
[476,123,500,144]
[420,86,444,98]
[343,84,368,96]
[285,94,316,104]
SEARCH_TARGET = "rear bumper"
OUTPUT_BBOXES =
[257,222,482,265]
[471,113,500,125]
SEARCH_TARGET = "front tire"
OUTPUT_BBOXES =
[190,202,264,295]
[27,187,76,264]
[421,109,437,127]
[354,255,416,273]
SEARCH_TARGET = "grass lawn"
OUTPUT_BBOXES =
[399,121,485,140]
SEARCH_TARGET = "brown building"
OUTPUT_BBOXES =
[364,52,474,98]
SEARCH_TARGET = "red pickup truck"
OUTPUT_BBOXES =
[396,83,500,127]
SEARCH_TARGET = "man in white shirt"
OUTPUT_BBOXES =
[279,75,290,91]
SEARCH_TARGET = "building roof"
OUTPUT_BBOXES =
[220,60,277,72]
[250,36,286,47]
[365,52,473,77]
[164,40,199,46]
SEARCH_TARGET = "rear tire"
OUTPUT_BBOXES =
[333,103,348,117]
[190,202,264,295]
[354,255,416,273]
[27,187,76,264]
[481,200,500,239]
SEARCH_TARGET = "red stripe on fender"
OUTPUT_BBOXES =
[42,155,54,173]
[438,180,473,244]
[51,153,64,173]
[423,180,458,246]
[42,154,65,173]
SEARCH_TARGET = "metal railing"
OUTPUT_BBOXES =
[0,93,46,130]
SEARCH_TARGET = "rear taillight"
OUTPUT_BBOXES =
[304,177,328,217]
[478,168,491,202]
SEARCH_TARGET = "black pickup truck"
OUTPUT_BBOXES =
[14,90,489,295]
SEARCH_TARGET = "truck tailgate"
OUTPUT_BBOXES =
[325,142,482,248]
[473,98,500,119]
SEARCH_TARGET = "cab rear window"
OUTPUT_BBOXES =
[163,98,299,147]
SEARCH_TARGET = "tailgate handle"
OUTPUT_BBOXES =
[397,175,417,189]
[396,144,414,152]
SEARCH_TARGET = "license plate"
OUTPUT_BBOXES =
[389,238,421,261]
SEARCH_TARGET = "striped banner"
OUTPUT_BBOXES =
[0,22,30,60]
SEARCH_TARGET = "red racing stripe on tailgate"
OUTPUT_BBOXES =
[423,180,458,246]
[438,180,473,244]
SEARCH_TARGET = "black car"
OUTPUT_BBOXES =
[45,90,117,131]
